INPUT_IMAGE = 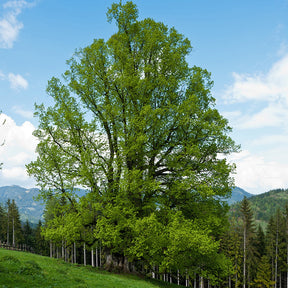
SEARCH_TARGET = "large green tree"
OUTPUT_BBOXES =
[27,1,238,275]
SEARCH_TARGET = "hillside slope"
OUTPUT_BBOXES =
[0,248,179,288]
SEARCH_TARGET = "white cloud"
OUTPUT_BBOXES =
[223,53,288,130]
[224,54,288,104]
[0,0,33,49]
[0,113,37,188]
[8,73,28,90]
[222,53,288,194]
[238,103,288,129]
[228,150,288,194]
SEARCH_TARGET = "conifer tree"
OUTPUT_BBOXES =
[22,219,35,250]
[240,196,256,288]
[253,255,274,288]
[5,199,23,247]
[34,220,49,256]
[255,225,266,259]
[0,204,6,241]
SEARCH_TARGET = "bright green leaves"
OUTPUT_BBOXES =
[163,212,219,271]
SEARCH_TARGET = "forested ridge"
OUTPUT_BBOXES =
[230,188,288,228]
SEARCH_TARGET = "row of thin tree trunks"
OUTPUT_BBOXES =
[47,241,223,287]
[0,240,33,252]
[49,241,102,267]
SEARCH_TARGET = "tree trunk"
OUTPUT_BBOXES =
[62,240,64,259]
[73,242,76,264]
[83,242,86,266]
[96,247,99,267]
[99,245,102,267]
[12,217,15,247]
[91,249,94,267]
[7,210,9,246]
[275,216,279,288]
[50,241,53,258]
[104,253,130,273]
[186,271,189,287]
[243,224,246,288]
[200,276,204,288]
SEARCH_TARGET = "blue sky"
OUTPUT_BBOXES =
[0,0,288,194]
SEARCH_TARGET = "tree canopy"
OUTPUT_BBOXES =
[27,1,239,277]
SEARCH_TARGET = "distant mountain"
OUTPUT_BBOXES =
[0,185,44,224]
[227,187,253,205]
[0,185,88,224]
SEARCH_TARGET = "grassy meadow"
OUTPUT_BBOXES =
[0,248,181,288]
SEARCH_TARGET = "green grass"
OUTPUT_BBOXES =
[0,248,182,288]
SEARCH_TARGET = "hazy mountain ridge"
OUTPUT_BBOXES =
[226,186,253,205]
[0,185,253,224]
[0,185,44,224]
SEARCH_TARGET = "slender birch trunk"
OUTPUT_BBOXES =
[185,270,189,287]
[83,242,86,266]
[50,241,53,258]
[74,242,76,264]
[96,247,99,267]
[91,248,94,267]
[7,209,9,246]
[12,217,15,247]
[275,215,279,288]
[200,276,204,288]
[62,240,64,259]
[243,224,246,288]
[99,245,102,267]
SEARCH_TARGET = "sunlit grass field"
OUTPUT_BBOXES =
[0,248,181,288]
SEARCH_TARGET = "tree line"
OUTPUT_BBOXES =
[222,196,288,288]
[0,199,48,255]
[2,195,288,287]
